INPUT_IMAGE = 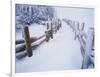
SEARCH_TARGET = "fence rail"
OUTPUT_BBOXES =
[16,19,62,57]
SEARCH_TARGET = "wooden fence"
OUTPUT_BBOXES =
[16,19,62,57]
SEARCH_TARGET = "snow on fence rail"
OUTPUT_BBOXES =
[63,18,94,69]
[16,32,45,53]
[16,19,62,57]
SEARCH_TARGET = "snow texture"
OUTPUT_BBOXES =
[15,5,94,73]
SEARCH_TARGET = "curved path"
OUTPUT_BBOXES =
[16,20,82,73]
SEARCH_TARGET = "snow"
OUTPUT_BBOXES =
[55,7,94,33]
[15,7,94,73]
[16,24,46,40]
[16,20,83,73]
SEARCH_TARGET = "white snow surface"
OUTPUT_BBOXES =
[15,7,94,73]
[16,21,82,73]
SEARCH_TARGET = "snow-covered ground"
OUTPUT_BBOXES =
[15,7,94,73]
[16,24,46,40]
[16,21,83,73]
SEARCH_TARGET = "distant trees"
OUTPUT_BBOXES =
[16,4,55,29]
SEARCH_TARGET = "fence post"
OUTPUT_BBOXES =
[23,26,32,57]
[50,24,53,39]
[47,23,49,30]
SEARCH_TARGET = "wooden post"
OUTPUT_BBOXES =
[47,23,49,30]
[81,22,85,31]
[50,24,53,39]
[45,31,50,42]
[23,26,32,57]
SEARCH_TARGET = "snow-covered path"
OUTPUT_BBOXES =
[16,20,83,73]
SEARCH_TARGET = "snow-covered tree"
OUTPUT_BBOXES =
[15,4,55,29]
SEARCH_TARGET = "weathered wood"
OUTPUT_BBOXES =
[16,43,26,53]
[47,23,49,30]
[23,26,32,57]
[50,25,53,39]
[16,37,37,45]
[31,38,46,49]
[16,39,25,44]
[16,19,62,54]
[16,34,45,53]
[45,30,50,42]
[81,28,94,69]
